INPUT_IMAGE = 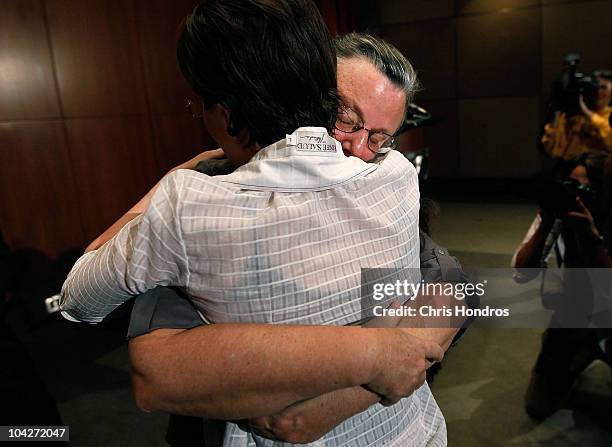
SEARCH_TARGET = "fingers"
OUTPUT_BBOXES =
[379,396,400,407]
[379,370,427,406]
[424,341,444,363]
[574,197,589,213]
[566,212,588,220]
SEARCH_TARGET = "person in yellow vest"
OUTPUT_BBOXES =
[542,71,612,160]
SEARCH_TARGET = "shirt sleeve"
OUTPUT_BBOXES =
[419,231,476,344]
[60,171,190,323]
[541,114,568,159]
[125,160,236,338]
[419,231,470,285]
[589,109,612,150]
[126,286,204,339]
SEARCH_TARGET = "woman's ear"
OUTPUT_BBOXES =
[205,103,257,164]
[220,106,255,151]
[201,103,230,142]
[234,127,253,150]
[217,104,231,132]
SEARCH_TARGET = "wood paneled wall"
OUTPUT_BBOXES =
[6,0,609,256]
[366,0,612,179]
[0,0,216,258]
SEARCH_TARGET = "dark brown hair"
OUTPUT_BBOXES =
[177,0,338,148]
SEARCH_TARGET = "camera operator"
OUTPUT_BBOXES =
[512,153,612,420]
[542,69,612,160]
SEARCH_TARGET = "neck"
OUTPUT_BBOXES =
[224,143,259,167]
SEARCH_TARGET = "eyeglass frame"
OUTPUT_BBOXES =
[187,99,401,152]
[333,106,399,153]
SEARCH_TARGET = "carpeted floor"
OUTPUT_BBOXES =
[429,199,612,446]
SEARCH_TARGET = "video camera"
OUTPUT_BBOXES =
[550,53,600,116]
[537,152,608,217]
[538,178,596,217]
[396,103,433,181]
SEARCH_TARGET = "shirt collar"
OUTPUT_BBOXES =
[218,127,378,192]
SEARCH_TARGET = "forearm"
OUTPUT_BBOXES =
[514,218,555,268]
[402,328,457,352]
[249,385,380,444]
[63,174,191,323]
[248,305,458,443]
[61,216,147,323]
[86,212,141,252]
[128,325,382,420]
[400,297,463,352]
[250,327,456,444]
[398,285,468,351]
[85,183,158,252]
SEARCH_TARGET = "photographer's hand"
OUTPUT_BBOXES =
[564,197,599,242]
[513,210,556,270]
[565,198,612,267]
[579,95,594,119]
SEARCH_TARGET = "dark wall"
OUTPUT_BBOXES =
[363,0,612,179]
[4,0,609,257]
[0,0,215,258]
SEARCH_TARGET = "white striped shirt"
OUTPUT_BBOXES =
[60,127,446,446]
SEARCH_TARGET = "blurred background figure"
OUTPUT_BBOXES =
[512,152,612,420]
[542,60,612,160]
[512,53,612,421]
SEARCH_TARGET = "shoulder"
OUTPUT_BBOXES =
[147,170,216,217]
[375,150,418,184]
[160,169,239,197]
[158,169,247,218]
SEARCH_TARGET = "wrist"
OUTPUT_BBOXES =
[365,330,387,386]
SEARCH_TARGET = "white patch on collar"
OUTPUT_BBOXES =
[286,127,341,156]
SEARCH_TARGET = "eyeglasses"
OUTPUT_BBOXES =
[334,107,397,153]
[185,99,203,119]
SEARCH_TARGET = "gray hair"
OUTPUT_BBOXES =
[334,33,420,107]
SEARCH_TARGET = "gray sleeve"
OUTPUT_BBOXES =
[419,230,478,344]
[194,158,236,176]
[126,287,204,340]
[419,230,470,285]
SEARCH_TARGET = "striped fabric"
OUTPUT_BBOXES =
[60,127,446,446]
